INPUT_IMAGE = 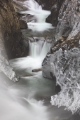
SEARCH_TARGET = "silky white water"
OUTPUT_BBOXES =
[0,74,48,120]
[10,40,51,71]
[0,0,74,120]
[0,40,51,120]
[9,39,71,120]
[0,40,72,120]
[0,72,71,120]
[15,0,53,32]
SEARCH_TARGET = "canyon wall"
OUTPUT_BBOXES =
[0,0,28,59]
[42,0,80,115]
[42,0,80,79]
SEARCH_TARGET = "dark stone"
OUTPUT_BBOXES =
[67,113,80,120]
[50,72,56,82]
[19,20,28,29]
[55,85,61,94]
[32,68,42,72]
[0,0,29,59]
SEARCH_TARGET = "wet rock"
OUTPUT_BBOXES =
[19,20,28,29]
[21,29,56,38]
[42,0,80,114]
[42,33,80,80]
[46,0,64,26]
[0,0,28,59]
[42,54,55,79]
[42,0,80,80]
[0,40,19,82]
[55,85,61,94]
[32,68,42,72]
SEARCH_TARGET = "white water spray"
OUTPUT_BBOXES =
[0,38,51,120]
[0,1,73,120]
[19,0,53,32]
[10,40,51,71]
[0,75,48,120]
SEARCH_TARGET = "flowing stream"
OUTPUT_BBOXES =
[0,40,72,120]
[17,0,53,32]
[0,0,76,120]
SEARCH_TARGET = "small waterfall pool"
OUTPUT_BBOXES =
[1,40,71,120]
[0,71,72,120]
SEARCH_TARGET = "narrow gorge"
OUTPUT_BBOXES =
[0,0,80,120]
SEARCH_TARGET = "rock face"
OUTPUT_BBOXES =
[42,0,80,80]
[19,20,28,29]
[0,0,28,59]
[42,0,80,114]
[55,0,80,40]
[0,25,18,82]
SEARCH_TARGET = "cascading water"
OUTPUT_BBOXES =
[3,40,55,120]
[9,39,71,120]
[8,39,71,120]
[10,40,51,72]
[16,0,54,32]
[0,38,52,120]
[0,0,74,120]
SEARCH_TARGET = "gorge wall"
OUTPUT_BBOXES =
[42,0,80,80]
[0,0,80,115]
[42,0,80,114]
[0,0,28,59]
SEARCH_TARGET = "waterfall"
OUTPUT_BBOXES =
[29,40,42,57]
[0,0,75,120]
[29,40,51,58]
[40,41,51,57]
[10,40,51,71]
[17,0,54,32]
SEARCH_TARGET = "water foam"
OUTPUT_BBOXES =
[18,0,53,32]
[10,40,51,72]
[0,77,48,120]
